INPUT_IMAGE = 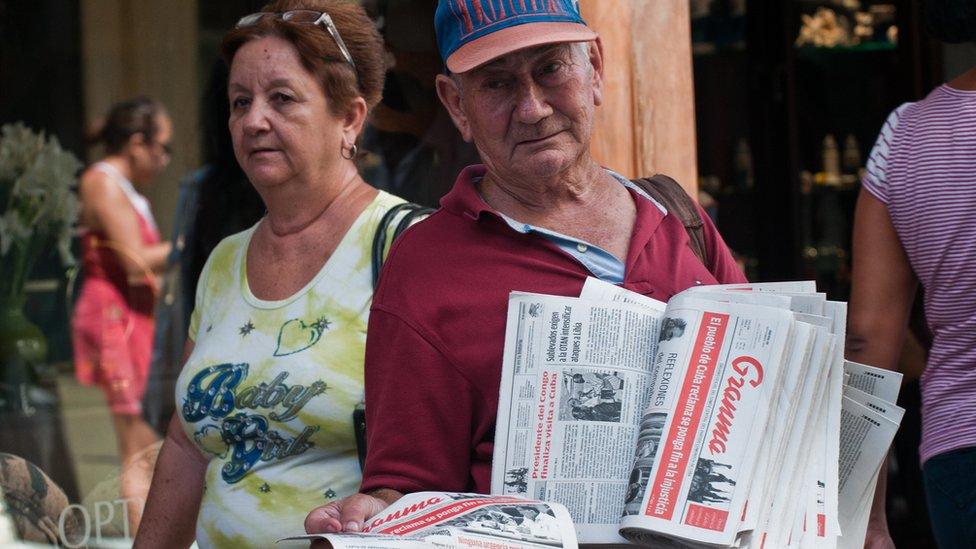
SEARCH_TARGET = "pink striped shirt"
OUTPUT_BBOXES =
[862,84,976,464]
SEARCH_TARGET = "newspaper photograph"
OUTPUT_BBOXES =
[558,369,626,422]
[286,492,578,549]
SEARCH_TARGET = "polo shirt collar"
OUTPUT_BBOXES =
[440,164,492,220]
[440,163,670,283]
[439,164,669,219]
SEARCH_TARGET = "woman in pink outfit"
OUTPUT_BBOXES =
[72,97,173,528]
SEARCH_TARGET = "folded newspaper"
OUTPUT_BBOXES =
[285,491,580,548]
[490,279,904,548]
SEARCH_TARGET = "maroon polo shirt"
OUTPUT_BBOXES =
[360,165,746,495]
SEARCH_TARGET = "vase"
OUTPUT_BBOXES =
[0,296,47,414]
[0,296,80,502]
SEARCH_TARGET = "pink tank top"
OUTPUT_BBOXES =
[78,163,162,315]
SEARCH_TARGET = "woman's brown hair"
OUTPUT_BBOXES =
[88,96,168,155]
[221,0,387,115]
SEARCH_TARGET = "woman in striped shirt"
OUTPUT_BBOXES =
[848,1,976,547]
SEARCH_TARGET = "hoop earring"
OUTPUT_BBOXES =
[341,143,358,160]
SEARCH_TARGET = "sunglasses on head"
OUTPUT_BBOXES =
[236,10,357,72]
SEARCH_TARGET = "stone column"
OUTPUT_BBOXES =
[80,0,200,238]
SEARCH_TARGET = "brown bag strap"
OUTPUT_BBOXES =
[630,175,709,267]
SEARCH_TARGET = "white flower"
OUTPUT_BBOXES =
[0,122,81,293]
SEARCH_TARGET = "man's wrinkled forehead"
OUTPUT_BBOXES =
[467,42,577,74]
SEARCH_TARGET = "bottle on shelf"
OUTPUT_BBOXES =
[816,134,842,187]
[842,134,863,187]
[733,138,755,192]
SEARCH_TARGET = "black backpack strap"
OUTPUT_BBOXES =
[370,202,434,290]
[393,206,428,241]
[630,175,709,267]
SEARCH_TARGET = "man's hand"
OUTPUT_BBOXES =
[305,489,402,534]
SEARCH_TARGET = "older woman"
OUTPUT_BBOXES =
[136,1,405,546]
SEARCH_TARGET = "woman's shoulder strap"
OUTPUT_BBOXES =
[370,202,435,290]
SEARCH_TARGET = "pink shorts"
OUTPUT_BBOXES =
[72,280,154,416]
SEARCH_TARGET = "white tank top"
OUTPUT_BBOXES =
[91,161,159,232]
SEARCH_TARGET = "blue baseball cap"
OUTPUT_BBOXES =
[435,0,597,73]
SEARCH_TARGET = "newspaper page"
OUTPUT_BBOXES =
[842,361,903,404]
[286,492,578,549]
[836,468,879,549]
[676,282,842,549]
[752,316,833,549]
[797,330,845,548]
[491,291,664,544]
[835,387,903,549]
[834,359,903,549]
[740,321,815,542]
[753,302,845,549]
[684,281,818,294]
[672,289,807,538]
[580,277,668,313]
[775,317,837,548]
[807,302,847,548]
[786,336,839,549]
[824,302,851,500]
[618,295,795,546]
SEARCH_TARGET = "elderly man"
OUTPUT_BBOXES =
[306,0,746,533]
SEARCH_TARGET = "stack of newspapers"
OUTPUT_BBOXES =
[492,279,904,549]
[290,492,582,548]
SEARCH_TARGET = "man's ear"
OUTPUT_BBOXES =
[435,73,473,142]
[588,38,605,107]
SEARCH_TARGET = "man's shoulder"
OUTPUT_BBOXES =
[385,207,464,257]
[370,204,541,319]
[373,208,478,294]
